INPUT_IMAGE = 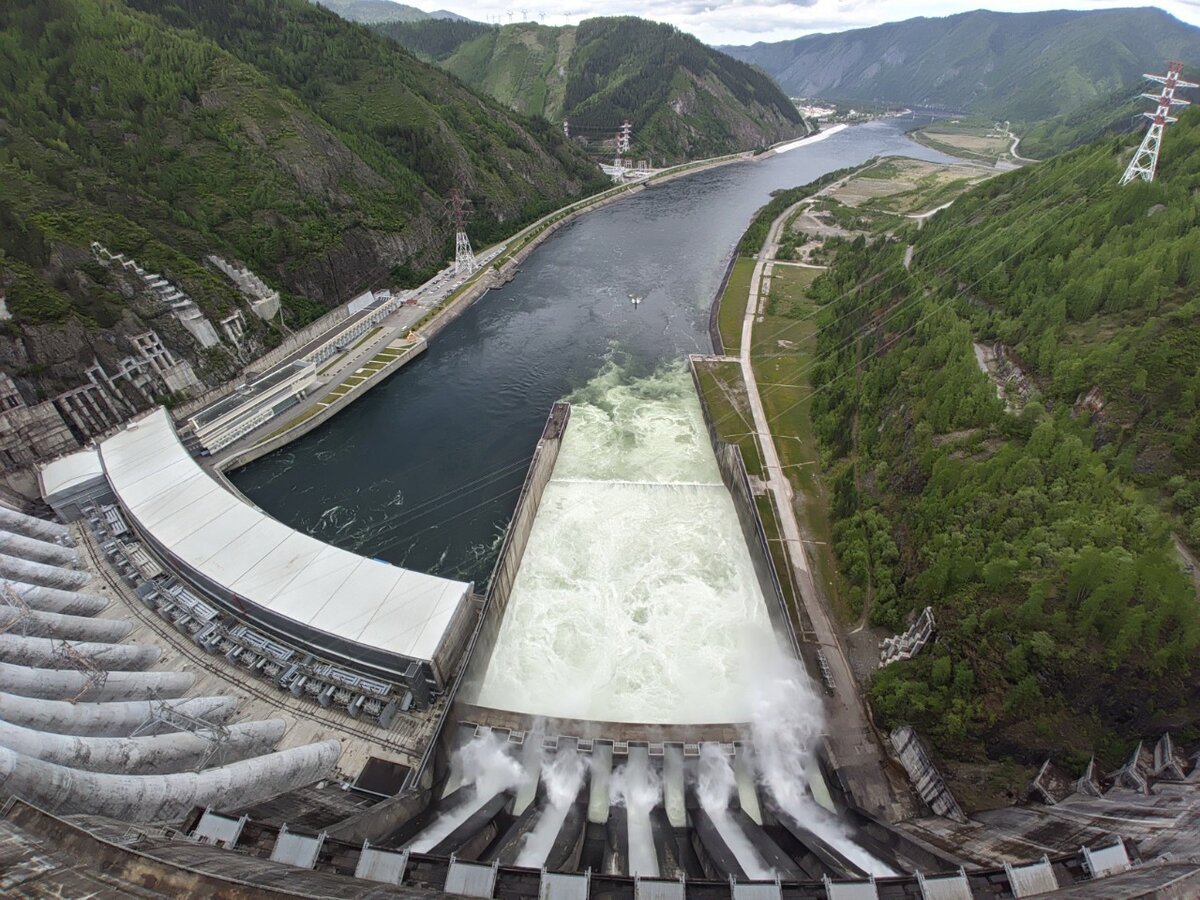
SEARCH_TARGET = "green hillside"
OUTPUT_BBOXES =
[722,8,1199,123]
[801,110,1200,779]
[0,0,604,401]
[379,17,806,163]
[310,0,458,25]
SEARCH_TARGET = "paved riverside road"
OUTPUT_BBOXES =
[738,201,911,821]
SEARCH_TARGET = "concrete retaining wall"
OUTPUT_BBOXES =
[461,401,571,694]
[688,360,800,658]
[215,339,426,474]
[712,442,801,658]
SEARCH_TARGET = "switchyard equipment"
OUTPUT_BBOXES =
[1120,61,1196,185]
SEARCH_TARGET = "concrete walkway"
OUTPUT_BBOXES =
[738,203,910,821]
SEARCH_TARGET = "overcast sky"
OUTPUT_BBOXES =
[410,2,1199,46]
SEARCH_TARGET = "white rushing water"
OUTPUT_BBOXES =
[473,365,776,723]
[697,744,775,880]
[747,648,897,877]
[408,731,527,853]
[611,746,662,877]
[516,748,589,868]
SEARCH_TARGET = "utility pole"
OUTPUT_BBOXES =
[1120,61,1196,185]
[449,190,478,278]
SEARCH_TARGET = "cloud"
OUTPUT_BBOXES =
[408,0,1200,45]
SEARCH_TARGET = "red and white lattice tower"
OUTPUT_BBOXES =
[450,189,478,277]
[1120,61,1197,185]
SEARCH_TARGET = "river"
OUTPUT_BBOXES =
[231,119,954,586]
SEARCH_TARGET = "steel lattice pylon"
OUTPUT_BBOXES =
[449,189,478,277]
[1120,61,1197,185]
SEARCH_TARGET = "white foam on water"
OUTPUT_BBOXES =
[473,365,776,723]
[516,749,589,868]
[697,745,775,880]
[611,747,661,877]
[746,647,897,877]
[408,731,526,852]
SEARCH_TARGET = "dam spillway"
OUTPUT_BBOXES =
[471,367,775,724]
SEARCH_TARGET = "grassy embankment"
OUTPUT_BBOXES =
[696,258,852,623]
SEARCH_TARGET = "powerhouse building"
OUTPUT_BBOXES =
[52,408,475,709]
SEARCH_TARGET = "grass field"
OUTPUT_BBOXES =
[716,257,755,353]
[910,122,1015,163]
[752,265,854,622]
[692,359,798,616]
[828,157,994,216]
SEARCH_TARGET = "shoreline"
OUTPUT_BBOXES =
[210,141,779,473]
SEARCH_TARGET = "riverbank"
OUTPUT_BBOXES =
[692,189,910,821]
[209,143,776,472]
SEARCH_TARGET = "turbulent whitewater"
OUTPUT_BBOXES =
[472,366,776,723]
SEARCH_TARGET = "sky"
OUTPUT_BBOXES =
[408,1,1200,46]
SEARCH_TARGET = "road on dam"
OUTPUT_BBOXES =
[232,118,956,586]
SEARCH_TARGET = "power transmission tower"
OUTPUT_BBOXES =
[449,190,478,278]
[616,119,632,155]
[1120,61,1196,185]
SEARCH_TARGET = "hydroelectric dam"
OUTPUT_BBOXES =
[6,118,1169,896]
[226,119,964,886]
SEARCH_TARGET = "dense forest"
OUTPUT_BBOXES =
[377,17,805,163]
[723,8,1200,123]
[374,19,491,62]
[803,111,1200,772]
[0,0,605,400]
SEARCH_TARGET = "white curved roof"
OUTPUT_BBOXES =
[39,448,104,499]
[99,408,470,663]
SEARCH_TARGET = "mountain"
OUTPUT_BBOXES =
[722,8,1200,122]
[377,17,806,163]
[0,0,604,407]
[310,0,465,25]
[806,109,1200,776]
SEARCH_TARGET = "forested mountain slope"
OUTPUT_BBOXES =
[806,110,1200,783]
[378,17,806,162]
[0,0,604,402]
[722,8,1200,122]
[310,0,464,25]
